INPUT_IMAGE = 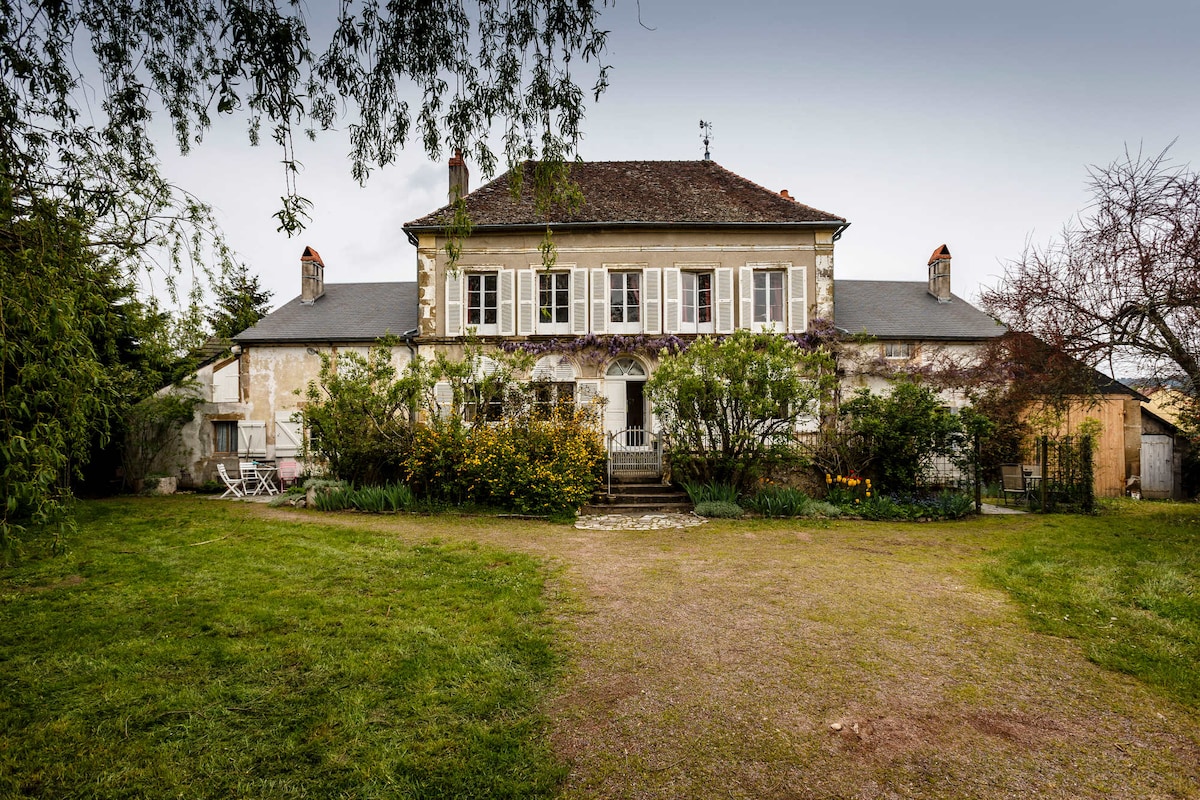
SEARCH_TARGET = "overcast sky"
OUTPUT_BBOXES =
[157,0,1200,313]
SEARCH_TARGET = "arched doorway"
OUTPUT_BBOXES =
[603,356,648,446]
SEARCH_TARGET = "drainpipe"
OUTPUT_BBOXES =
[400,327,419,423]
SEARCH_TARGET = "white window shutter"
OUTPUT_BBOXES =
[445,272,464,336]
[433,381,454,419]
[274,412,303,456]
[575,380,600,408]
[517,269,536,336]
[788,265,807,333]
[531,355,555,381]
[590,267,608,334]
[498,270,515,336]
[739,266,754,331]
[477,355,499,378]
[212,360,239,403]
[570,268,589,335]
[555,358,577,381]
[643,268,662,334]
[716,268,735,334]
[237,420,267,458]
[662,268,681,334]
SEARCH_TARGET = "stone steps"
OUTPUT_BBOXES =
[584,480,692,515]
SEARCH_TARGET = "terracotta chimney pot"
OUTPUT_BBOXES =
[448,149,470,204]
[301,245,325,304]
[927,244,951,303]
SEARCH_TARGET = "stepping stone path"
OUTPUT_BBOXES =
[575,512,708,531]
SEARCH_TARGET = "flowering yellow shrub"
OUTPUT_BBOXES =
[407,408,604,515]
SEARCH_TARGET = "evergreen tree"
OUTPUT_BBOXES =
[207,264,273,340]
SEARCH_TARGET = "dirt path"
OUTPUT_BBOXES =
[263,508,1200,799]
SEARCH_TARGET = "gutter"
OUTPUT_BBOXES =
[403,219,850,236]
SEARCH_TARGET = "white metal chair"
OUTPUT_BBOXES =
[217,463,247,498]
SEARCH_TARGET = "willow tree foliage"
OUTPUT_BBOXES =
[646,331,837,490]
[1,0,611,244]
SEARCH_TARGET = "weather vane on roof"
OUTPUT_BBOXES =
[699,120,712,161]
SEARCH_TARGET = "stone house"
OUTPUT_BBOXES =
[172,248,419,485]
[167,156,1032,489]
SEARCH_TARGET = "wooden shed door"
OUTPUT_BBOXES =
[1141,434,1173,498]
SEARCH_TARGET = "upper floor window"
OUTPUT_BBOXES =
[752,270,785,329]
[884,342,914,360]
[680,271,714,334]
[609,271,641,333]
[538,272,570,334]
[467,272,499,332]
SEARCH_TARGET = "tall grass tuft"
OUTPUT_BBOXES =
[742,485,814,518]
[310,482,417,513]
[681,480,740,505]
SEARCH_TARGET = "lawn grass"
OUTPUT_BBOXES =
[3,496,1199,799]
[985,499,1200,709]
[0,497,565,799]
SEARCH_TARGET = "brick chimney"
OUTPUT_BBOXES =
[300,246,325,304]
[448,149,469,204]
[927,244,951,303]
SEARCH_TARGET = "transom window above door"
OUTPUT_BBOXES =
[609,271,641,333]
[606,357,646,377]
[466,272,499,332]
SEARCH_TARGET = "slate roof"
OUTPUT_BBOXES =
[834,280,1006,341]
[234,283,418,343]
[405,160,846,229]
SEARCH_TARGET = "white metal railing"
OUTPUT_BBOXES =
[607,427,662,494]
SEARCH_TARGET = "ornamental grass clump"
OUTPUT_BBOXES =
[681,480,740,505]
[742,485,815,518]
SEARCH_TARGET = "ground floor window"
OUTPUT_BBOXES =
[463,386,504,424]
[533,381,576,416]
[214,421,238,453]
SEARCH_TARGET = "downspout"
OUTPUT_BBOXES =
[400,327,419,423]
